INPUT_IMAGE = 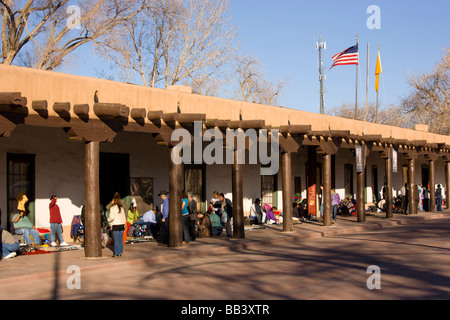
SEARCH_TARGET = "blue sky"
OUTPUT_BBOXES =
[227,0,450,113]
[69,0,449,115]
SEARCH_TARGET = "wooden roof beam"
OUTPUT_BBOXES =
[0,92,27,107]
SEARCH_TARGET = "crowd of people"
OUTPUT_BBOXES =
[248,198,278,225]
[397,183,445,214]
[2,184,447,260]
[2,192,68,259]
[158,190,234,246]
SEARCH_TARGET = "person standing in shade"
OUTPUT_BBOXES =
[423,185,430,212]
[187,192,198,241]
[49,196,69,247]
[436,184,443,212]
[181,191,190,244]
[219,193,233,237]
[331,189,340,224]
[108,192,126,257]
[2,229,20,259]
[159,190,169,245]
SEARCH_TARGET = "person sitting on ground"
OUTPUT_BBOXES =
[136,208,158,239]
[13,210,41,246]
[342,197,357,216]
[293,202,302,221]
[265,206,278,225]
[209,211,224,236]
[249,198,263,224]
[2,229,20,259]
[197,209,210,238]
[299,199,309,220]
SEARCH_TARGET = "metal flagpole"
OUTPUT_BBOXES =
[354,35,359,120]
[376,44,380,123]
[365,42,369,122]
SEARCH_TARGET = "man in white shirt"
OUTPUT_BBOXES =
[136,209,158,238]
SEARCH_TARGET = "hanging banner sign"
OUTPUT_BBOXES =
[392,149,398,173]
[308,184,316,216]
[356,145,363,173]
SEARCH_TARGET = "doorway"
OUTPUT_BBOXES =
[344,164,354,197]
[421,165,429,187]
[184,165,205,212]
[100,153,130,209]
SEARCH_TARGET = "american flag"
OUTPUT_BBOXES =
[330,44,359,69]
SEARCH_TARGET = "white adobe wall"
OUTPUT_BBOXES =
[0,127,170,230]
[0,125,447,233]
[0,125,85,229]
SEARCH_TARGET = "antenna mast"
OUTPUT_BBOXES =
[315,37,326,114]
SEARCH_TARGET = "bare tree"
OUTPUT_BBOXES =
[1,0,149,70]
[330,50,449,135]
[96,0,239,91]
[329,102,411,128]
[401,48,449,135]
[232,55,286,106]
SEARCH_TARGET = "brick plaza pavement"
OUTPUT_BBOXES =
[1,209,449,291]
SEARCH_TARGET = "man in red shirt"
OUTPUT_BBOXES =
[49,195,68,247]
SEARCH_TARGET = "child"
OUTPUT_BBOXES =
[49,196,69,247]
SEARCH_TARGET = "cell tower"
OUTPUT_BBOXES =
[315,38,326,114]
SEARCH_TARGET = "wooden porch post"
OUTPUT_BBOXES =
[323,153,332,226]
[232,148,245,239]
[168,146,183,247]
[385,147,393,219]
[84,140,102,258]
[446,161,450,210]
[281,151,293,232]
[408,158,416,215]
[356,144,367,222]
[429,159,436,212]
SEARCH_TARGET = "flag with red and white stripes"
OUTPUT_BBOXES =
[330,44,359,69]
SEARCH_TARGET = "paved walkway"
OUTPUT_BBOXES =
[1,210,450,288]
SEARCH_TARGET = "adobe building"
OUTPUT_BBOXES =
[0,64,449,257]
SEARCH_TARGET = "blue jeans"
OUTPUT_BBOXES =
[50,223,64,243]
[2,242,20,257]
[15,228,41,245]
[332,205,338,221]
[182,214,190,243]
[113,230,124,256]
[211,226,223,236]
[437,196,442,211]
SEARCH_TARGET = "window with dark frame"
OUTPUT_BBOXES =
[7,154,35,229]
